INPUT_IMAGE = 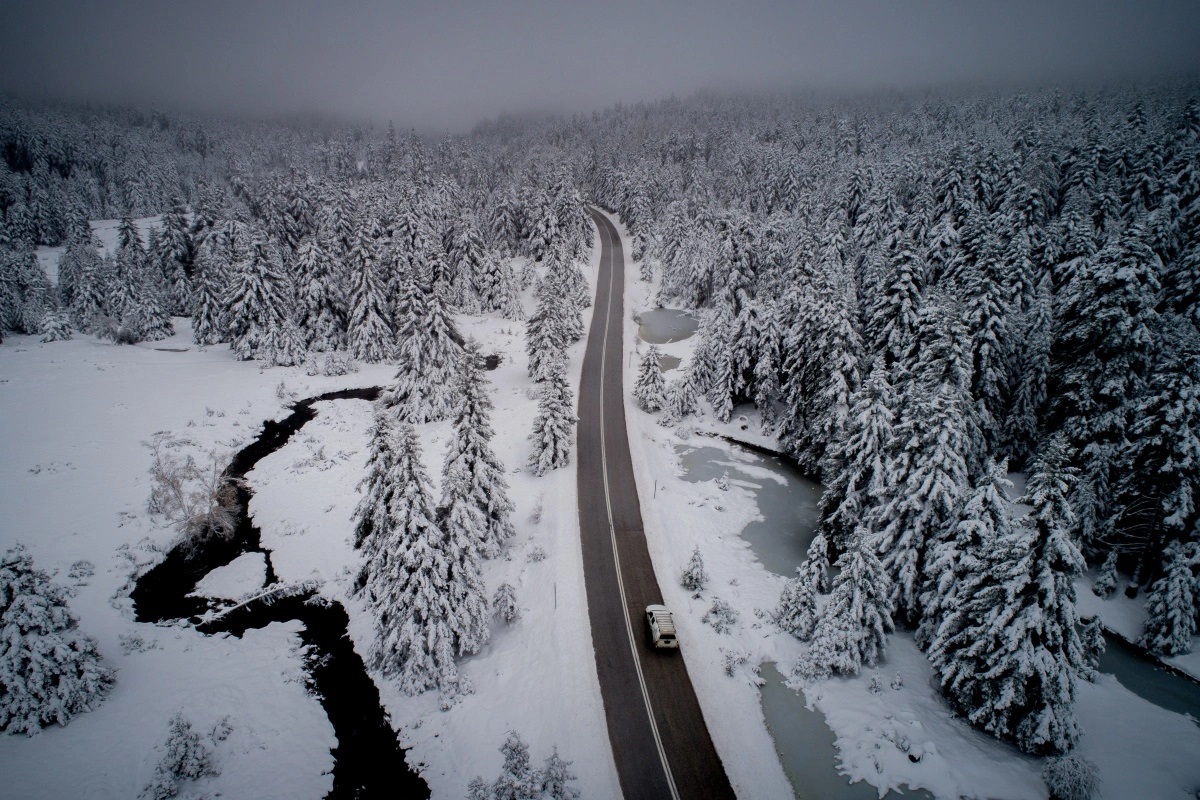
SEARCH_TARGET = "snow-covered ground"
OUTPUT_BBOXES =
[0,225,620,797]
[620,218,1200,800]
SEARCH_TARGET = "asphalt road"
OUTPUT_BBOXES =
[577,209,737,800]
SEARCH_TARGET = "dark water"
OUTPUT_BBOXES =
[1098,632,1200,721]
[131,386,430,800]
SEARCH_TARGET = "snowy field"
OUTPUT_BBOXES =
[0,222,620,798]
[621,217,1200,800]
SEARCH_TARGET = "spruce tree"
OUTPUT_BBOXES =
[352,409,399,555]
[798,526,894,679]
[0,545,114,735]
[294,237,346,352]
[440,341,516,560]
[528,359,577,476]
[932,437,1086,755]
[363,423,464,701]
[383,277,463,422]
[525,290,568,382]
[190,249,226,346]
[871,379,969,625]
[819,358,894,548]
[1140,539,1199,657]
[224,234,301,365]
[919,458,1012,652]
[775,534,830,641]
[345,230,394,363]
[635,346,667,412]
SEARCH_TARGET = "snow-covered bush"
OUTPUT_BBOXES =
[702,597,738,634]
[722,648,749,677]
[322,351,357,377]
[0,545,114,735]
[493,583,520,624]
[140,712,220,800]
[145,435,240,551]
[39,308,73,342]
[1091,552,1119,599]
[680,546,708,593]
[468,730,580,800]
[1042,753,1101,800]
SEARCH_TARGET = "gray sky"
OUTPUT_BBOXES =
[2,0,1199,131]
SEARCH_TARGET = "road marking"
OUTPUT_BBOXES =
[592,210,681,800]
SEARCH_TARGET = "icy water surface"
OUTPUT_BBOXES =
[760,663,929,800]
[675,439,1200,798]
[1098,633,1200,720]
[676,443,822,577]
[658,353,681,372]
[638,308,699,343]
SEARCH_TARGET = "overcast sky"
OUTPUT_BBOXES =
[2,0,1198,131]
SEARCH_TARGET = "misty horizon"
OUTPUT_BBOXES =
[2,0,1200,133]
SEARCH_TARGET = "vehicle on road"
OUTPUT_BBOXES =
[645,604,678,649]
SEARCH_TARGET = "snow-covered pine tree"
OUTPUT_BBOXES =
[352,409,399,555]
[919,458,1012,652]
[798,525,894,679]
[345,227,394,363]
[190,248,226,346]
[113,252,174,343]
[775,533,830,641]
[634,346,667,412]
[440,340,516,560]
[140,712,219,800]
[1078,615,1105,682]
[664,367,699,422]
[1139,539,1199,656]
[383,276,463,422]
[155,198,193,315]
[294,237,346,352]
[528,359,577,476]
[818,358,895,549]
[680,546,708,593]
[525,289,568,382]
[870,376,969,626]
[32,297,70,340]
[223,234,301,365]
[1051,224,1161,548]
[1001,274,1053,469]
[867,236,924,368]
[363,422,464,701]
[0,545,114,735]
[932,436,1086,755]
[1116,315,1200,570]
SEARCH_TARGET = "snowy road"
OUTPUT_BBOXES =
[577,210,735,800]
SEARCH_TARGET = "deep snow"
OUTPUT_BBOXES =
[0,223,620,798]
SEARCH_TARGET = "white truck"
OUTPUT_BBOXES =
[645,604,679,649]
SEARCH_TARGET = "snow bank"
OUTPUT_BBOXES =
[191,552,268,600]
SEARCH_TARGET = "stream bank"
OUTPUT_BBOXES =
[131,386,430,800]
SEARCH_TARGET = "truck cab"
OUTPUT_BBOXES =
[645,604,679,649]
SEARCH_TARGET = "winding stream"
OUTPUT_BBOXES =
[130,386,430,800]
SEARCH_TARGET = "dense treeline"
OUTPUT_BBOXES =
[572,85,1199,756]
[2,83,1198,755]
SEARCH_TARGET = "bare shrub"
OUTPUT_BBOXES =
[146,434,240,552]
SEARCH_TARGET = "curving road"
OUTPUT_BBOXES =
[578,209,736,800]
